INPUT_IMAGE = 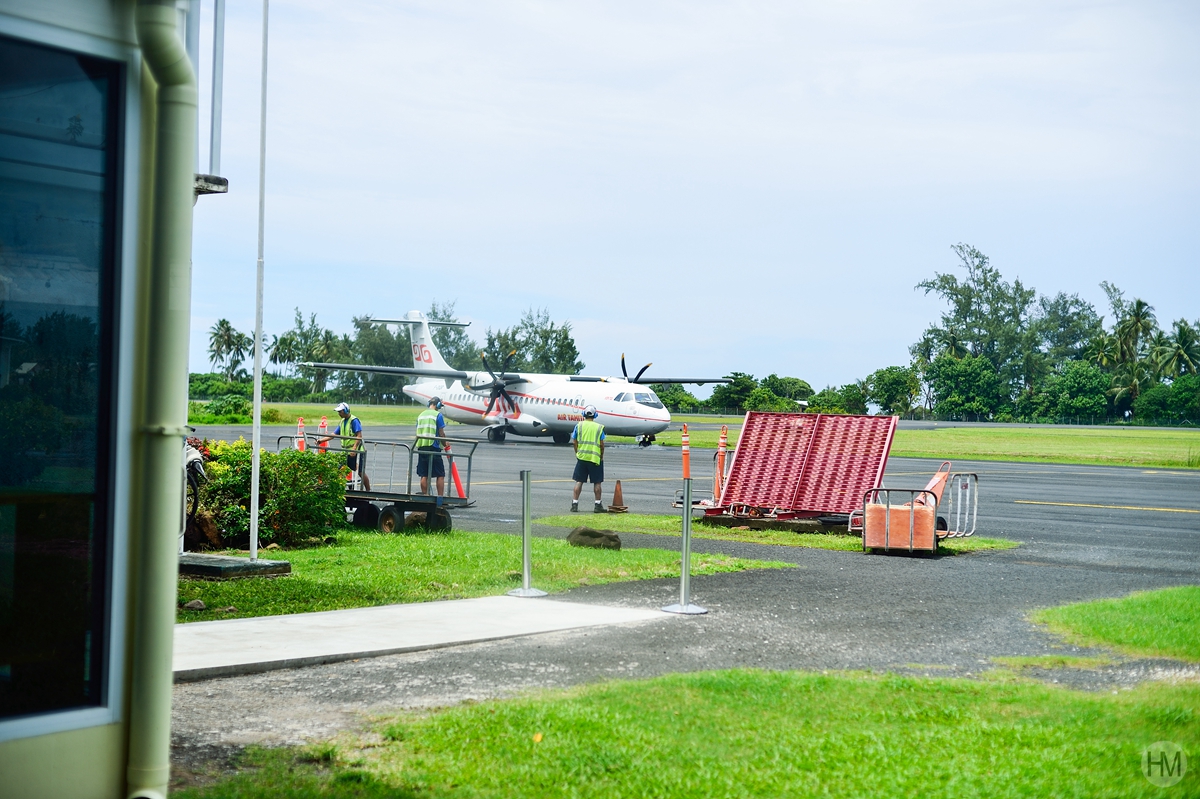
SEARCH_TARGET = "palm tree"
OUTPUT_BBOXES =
[936,327,969,359]
[223,332,252,380]
[1108,358,1152,410]
[1087,330,1119,370]
[1156,319,1200,378]
[208,319,242,380]
[1115,299,1157,364]
[1146,330,1172,380]
[269,331,301,375]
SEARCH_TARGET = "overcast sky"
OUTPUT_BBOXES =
[189,0,1199,395]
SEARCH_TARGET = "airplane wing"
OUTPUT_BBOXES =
[629,377,732,385]
[300,361,533,385]
[566,374,731,385]
[300,361,470,380]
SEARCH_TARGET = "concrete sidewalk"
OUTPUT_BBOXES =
[173,596,666,681]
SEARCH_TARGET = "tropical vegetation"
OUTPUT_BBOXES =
[678,244,1198,423]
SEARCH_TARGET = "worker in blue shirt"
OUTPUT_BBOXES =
[331,401,371,490]
[415,397,448,498]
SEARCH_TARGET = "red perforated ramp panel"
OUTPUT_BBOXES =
[718,412,897,516]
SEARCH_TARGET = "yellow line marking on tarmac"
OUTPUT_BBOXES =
[473,477,679,486]
[1014,500,1199,514]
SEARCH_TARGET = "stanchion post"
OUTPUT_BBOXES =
[663,477,707,614]
[508,470,547,598]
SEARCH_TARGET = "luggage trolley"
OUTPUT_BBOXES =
[278,433,478,531]
[850,462,979,553]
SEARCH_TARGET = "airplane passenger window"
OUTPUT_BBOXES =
[634,393,665,409]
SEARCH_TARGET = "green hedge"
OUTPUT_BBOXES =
[198,439,347,547]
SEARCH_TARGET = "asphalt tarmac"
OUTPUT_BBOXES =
[175,425,1199,783]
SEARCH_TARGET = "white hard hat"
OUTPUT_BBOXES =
[334,402,350,413]
[583,405,598,418]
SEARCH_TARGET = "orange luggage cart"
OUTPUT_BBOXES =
[853,462,978,553]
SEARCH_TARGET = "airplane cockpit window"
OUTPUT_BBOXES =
[634,393,664,409]
[613,392,629,402]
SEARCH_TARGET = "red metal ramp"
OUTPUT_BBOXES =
[713,412,897,517]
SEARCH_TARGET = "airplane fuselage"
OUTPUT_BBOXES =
[403,376,671,440]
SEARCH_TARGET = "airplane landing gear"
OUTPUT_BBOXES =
[552,432,570,445]
[636,434,655,448]
[487,427,507,443]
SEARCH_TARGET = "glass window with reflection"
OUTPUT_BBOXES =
[0,33,121,720]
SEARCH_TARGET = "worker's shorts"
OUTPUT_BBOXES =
[416,446,445,478]
[572,459,604,484]
[346,452,366,473]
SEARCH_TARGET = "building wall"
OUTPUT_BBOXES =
[0,724,126,798]
[0,1,154,796]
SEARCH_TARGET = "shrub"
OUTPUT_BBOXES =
[198,439,346,547]
[745,387,797,412]
[187,400,285,425]
[209,393,251,417]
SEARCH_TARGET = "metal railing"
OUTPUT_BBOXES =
[854,487,939,553]
[941,472,978,538]
[275,433,480,498]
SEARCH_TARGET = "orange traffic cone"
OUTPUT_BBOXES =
[317,416,328,453]
[608,479,628,513]
[296,417,307,451]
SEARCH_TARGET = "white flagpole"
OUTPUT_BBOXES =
[249,0,269,560]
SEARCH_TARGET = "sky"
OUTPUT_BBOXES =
[189,0,1200,396]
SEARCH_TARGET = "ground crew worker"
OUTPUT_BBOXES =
[415,396,448,499]
[571,405,606,513]
[332,402,371,491]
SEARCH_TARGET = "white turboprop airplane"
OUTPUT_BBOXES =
[303,310,728,445]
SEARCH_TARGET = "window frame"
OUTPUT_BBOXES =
[0,13,143,744]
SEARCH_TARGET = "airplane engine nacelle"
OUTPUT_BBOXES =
[506,415,548,435]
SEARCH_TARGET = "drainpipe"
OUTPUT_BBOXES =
[128,2,196,798]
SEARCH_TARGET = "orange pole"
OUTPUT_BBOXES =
[317,415,328,453]
[715,424,728,500]
[681,423,691,479]
[296,417,306,451]
[450,461,465,498]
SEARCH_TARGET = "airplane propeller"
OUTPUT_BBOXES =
[479,350,520,416]
[621,353,653,383]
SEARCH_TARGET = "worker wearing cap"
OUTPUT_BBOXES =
[415,396,448,499]
[570,405,606,513]
[331,402,371,490]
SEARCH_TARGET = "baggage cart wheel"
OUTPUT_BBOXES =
[427,508,452,531]
[378,505,403,533]
[347,499,379,529]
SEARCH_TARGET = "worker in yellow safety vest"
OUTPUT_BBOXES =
[415,396,448,498]
[329,401,371,490]
[570,405,606,513]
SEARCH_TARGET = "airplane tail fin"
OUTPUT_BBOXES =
[375,310,459,375]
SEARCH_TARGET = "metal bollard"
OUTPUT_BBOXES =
[663,478,707,614]
[508,470,547,598]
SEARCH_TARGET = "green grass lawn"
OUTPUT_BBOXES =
[1034,586,1200,662]
[670,413,745,425]
[893,425,1200,469]
[177,530,787,623]
[537,513,1018,555]
[175,669,1200,798]
[263,403,424,427]
[617,421,1200,469]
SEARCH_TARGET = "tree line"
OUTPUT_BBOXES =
[198,247,1198,424]
[681,243,1198,424]
[199,303,584,404]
